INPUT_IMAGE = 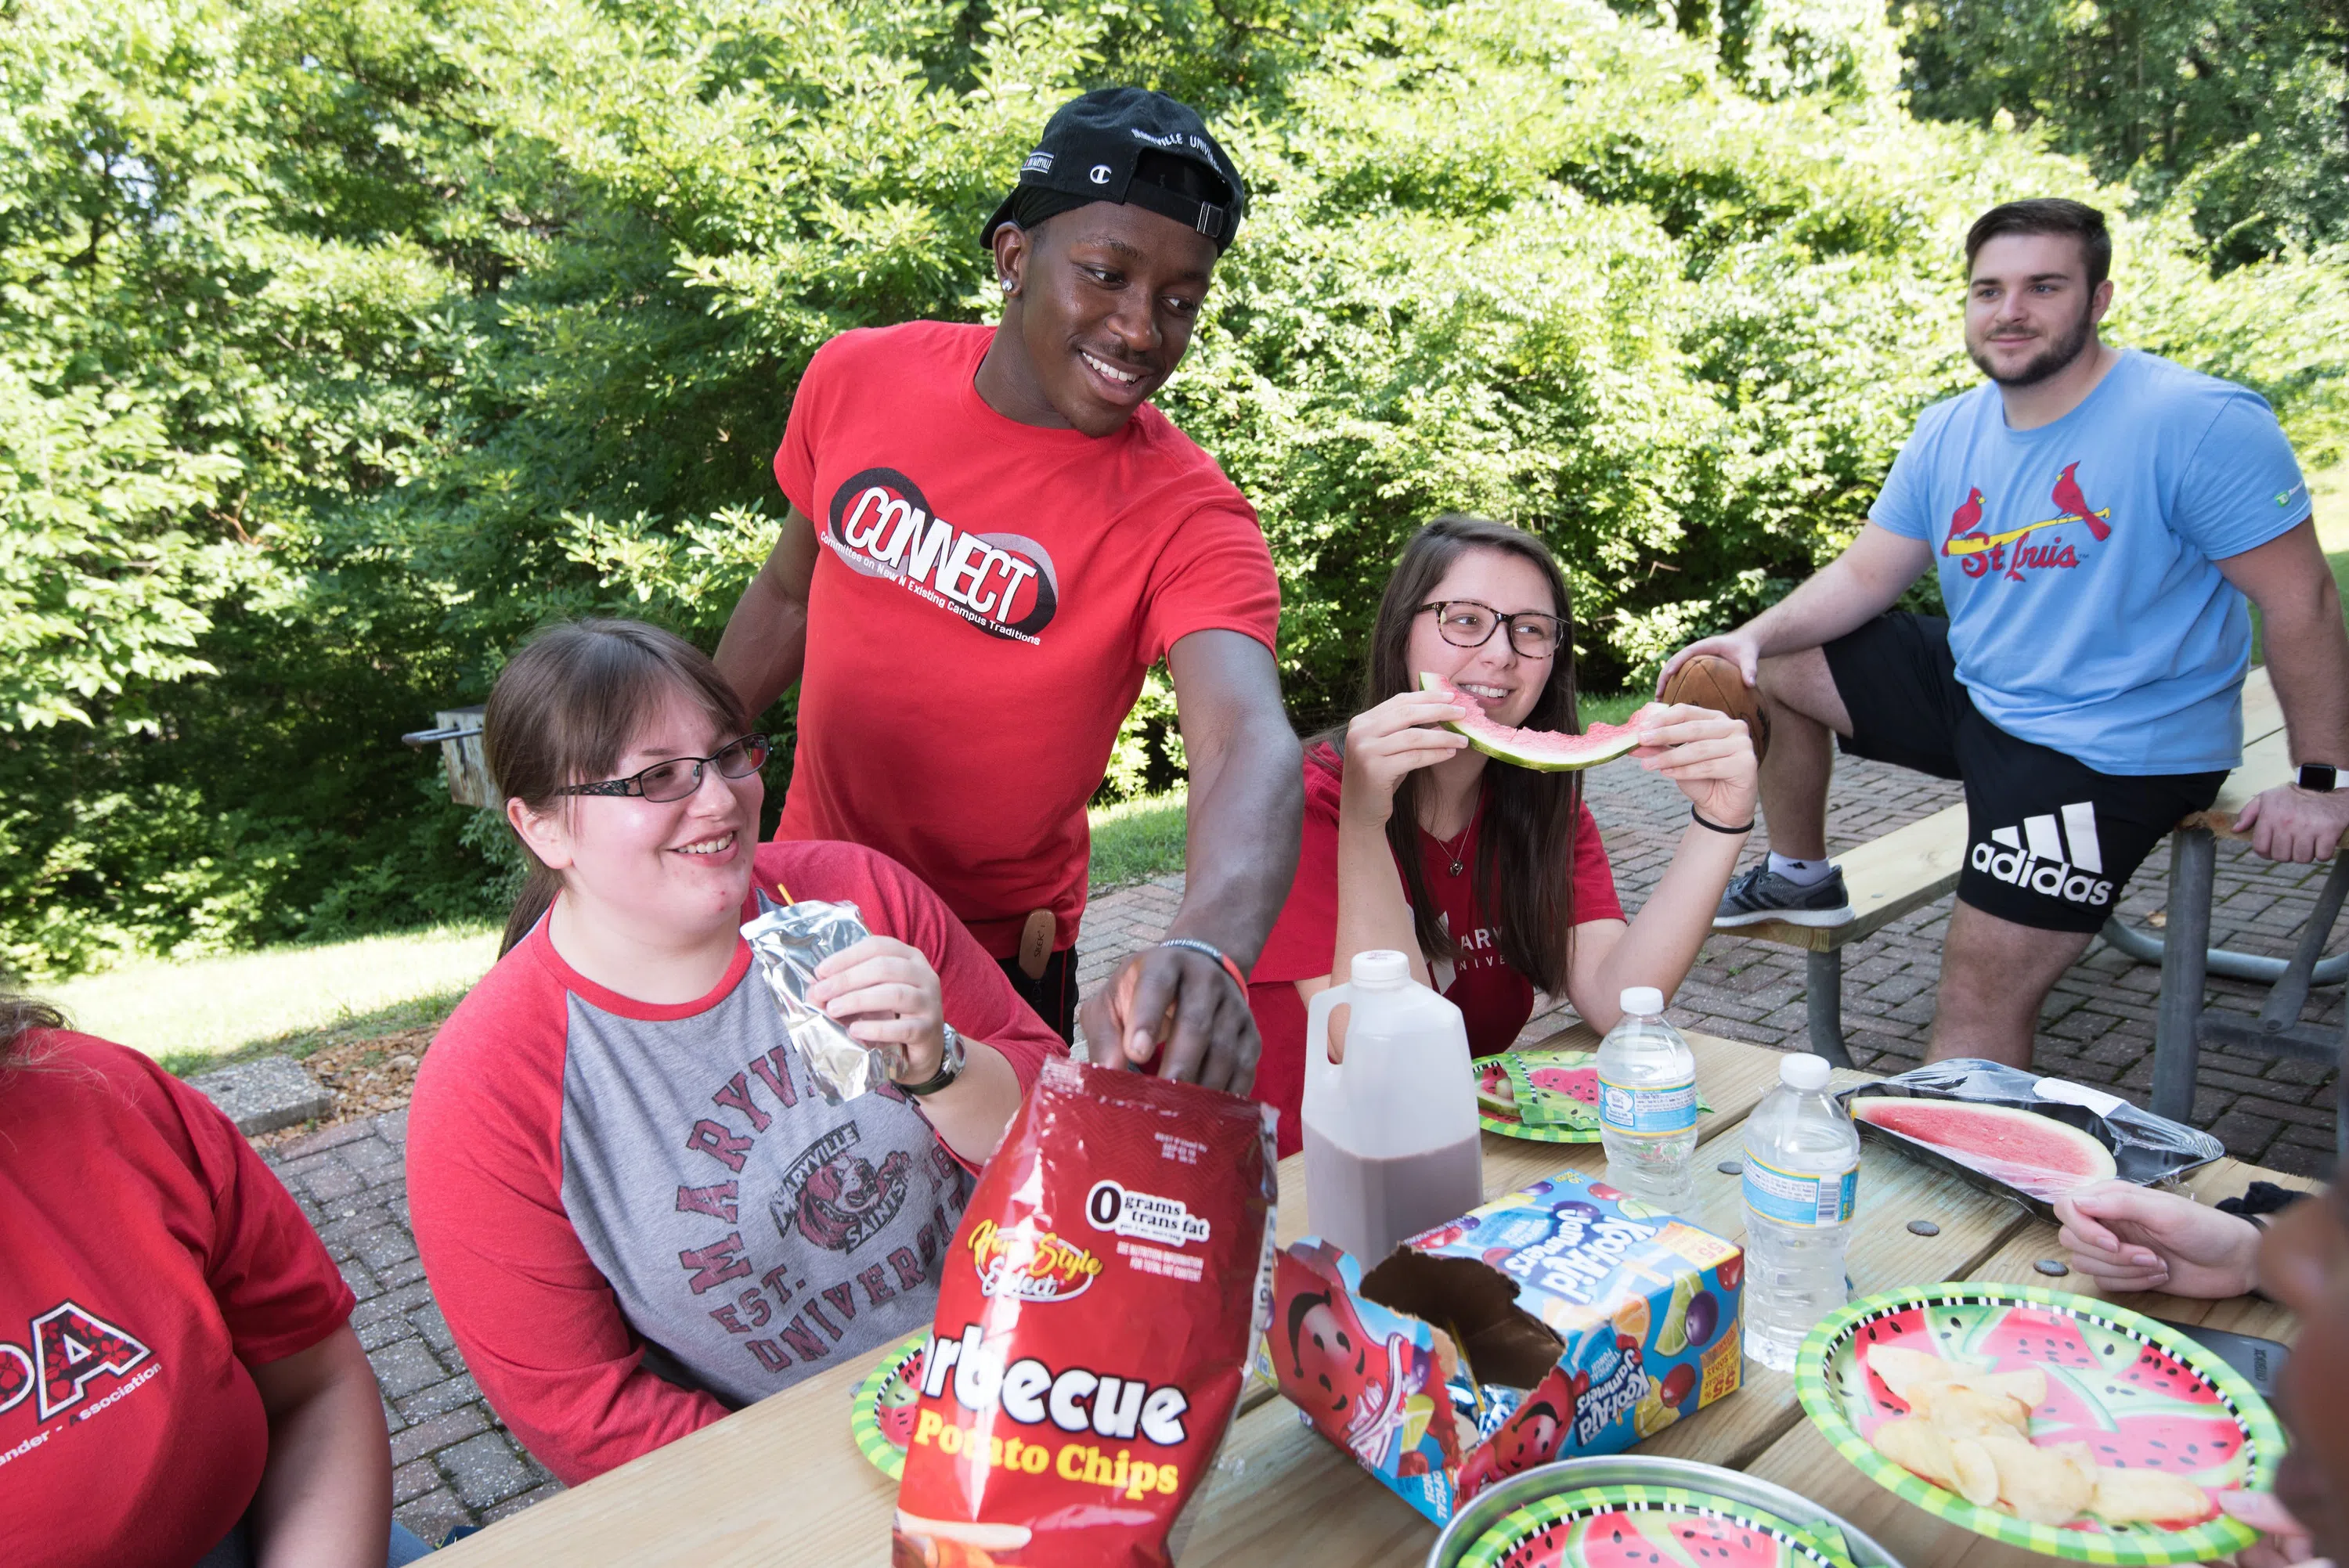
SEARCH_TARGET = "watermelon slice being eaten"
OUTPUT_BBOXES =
[1421,673,1666,773]
[1853,1098,2116,1200]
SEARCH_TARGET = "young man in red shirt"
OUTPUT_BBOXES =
[716,88,1302,1094]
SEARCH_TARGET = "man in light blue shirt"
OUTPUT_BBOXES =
[1663,199,2349,1069]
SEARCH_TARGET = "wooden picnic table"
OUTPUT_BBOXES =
[431,1029,2304,1568]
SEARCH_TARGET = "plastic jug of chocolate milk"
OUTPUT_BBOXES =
[1302,950,1483,1266]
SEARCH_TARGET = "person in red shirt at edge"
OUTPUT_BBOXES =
[406,620,1059,1487]
[714,87,1302,1093]
[0,998,422,1568]
[1248,516,1761,1155]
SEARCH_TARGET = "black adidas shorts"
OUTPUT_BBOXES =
[1821,615,2226,935]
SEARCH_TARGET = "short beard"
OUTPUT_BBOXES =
[1968,301,2096,388]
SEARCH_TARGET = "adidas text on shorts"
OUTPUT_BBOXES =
[1823,614,2225,934]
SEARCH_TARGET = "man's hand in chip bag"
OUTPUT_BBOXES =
[1081,941,1261,1094]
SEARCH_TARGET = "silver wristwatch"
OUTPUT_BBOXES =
[902,1022,965,1098]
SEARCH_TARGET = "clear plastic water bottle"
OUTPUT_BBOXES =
[1596,986,1698,1210]
[1739,1052,1862,1372]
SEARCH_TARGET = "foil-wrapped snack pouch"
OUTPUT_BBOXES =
[742,892,901,1102]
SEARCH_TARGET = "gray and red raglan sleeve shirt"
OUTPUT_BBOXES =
[406,839,1062,1486]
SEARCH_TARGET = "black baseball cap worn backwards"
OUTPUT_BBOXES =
[981,87,1247,254]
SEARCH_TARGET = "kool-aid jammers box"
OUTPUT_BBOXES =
[1267,1170,1744,1524]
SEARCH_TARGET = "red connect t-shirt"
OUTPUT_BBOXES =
[774,320,1281,959]
[0,1033,355,1568]
[1247,746,1625,1155]
[407,840,1063,1486]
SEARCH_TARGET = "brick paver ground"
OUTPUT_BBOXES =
[261,755,2339,1541]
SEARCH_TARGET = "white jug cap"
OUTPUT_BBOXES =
[1780,1053,1831,1091]
[1618,986,1665,1016]
[1351,950,1411,986]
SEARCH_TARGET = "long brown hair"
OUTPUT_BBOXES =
[1334,515,1586,994]
[485,619,752,957]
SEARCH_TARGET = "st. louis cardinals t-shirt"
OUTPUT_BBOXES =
[406,840,1063,1485]
[1870,348,2308,775]
[0,1032,355,1568]
[1243,746,1624,1154]
[774,319,1282,958]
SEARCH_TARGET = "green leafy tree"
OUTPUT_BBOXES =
[3,0,2345,975]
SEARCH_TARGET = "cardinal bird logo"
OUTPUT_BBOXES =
[2051,462,2113,541]
[1942,461,2110,580]
[1943,486,1986,549]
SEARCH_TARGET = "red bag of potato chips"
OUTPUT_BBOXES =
[893,1057,1277,1568]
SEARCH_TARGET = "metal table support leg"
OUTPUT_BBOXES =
[2151,827,2215,1127]
[1806,949,1853,1069]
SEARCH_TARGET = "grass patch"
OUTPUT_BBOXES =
[1089,789,1189,889]
[2313,460,2349,604]
[1579,690,1651,726]
[45,921,500,1069]
[154,989,470,1080]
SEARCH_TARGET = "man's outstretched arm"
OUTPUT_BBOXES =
[1081,629,1303,1094]
[2219,518,2349,863]
[713,504,822,719]
[1656,523,1932,690]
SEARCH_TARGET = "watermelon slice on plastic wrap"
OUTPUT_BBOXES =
[1851,1097,2115,1200]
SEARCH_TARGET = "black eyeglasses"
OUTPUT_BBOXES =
[554,735,771,802]
[1418,600,1565,659]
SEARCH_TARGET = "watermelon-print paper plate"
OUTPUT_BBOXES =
[1456,1483,1863,1568]
[850,1331,926,1480]
[1795,1283,2285,1565]
[1475,1051,1712,1144]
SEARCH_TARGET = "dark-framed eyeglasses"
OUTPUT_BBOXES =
[1418,600,1565,659]
[553,734,771,802]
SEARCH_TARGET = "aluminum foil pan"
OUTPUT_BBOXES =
[1427,1454,1905,1568]
[741,892,900,1102]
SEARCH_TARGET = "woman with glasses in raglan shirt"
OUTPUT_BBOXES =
[406,619,1061,1486]
[1244,516,1759,1155]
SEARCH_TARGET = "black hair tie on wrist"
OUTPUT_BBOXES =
[1691,804,1755,835]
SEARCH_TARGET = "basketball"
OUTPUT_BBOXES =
[1659,652,1770,762]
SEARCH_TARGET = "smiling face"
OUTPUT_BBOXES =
[1964,231,2111,388]
[2257,1184,2349,1557]
[1404,545,1562,730]
[989,201,1220,437]
[509,690,763,950]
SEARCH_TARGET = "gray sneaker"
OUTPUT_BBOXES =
[1713,863,1855,928]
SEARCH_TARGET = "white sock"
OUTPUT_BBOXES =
[1768,852,1834,886]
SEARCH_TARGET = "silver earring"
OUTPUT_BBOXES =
[1000,278,1015,294]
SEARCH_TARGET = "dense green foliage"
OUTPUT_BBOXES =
[1895,0,2348,271]
[4,0,2346,974]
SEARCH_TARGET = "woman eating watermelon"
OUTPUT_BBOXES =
[1245,514,1757,1154]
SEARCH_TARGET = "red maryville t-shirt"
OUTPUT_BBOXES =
[0,1032,355,1568]
[773,319,1282,959]
[1247,745,1625,1155]
[406,840,1063,1487]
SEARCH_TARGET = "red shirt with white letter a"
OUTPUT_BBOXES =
[0,1033,355,1568]
[774,320,1281,958]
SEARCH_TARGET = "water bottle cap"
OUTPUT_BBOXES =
[1618,986,1665,1017]
[1780,1053,1832,1091]
[1351,950,1411,987]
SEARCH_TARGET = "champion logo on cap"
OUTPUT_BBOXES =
[1089,164,1111,184]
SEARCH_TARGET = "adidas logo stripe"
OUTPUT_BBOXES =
[1970,801,2116,907]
